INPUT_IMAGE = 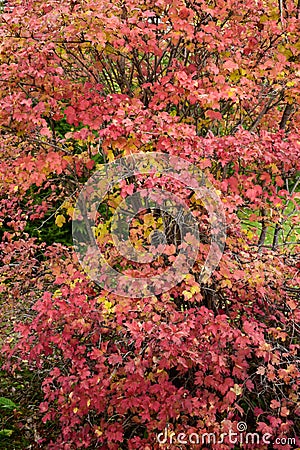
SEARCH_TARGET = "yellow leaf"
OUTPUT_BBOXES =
[95,428,103,437]
[104,300,112,309]
[95,223,109,239]
[229,70,241,82]
[184,274,193,282]
[67,206,74,217]
[143,213,155,228]
[190,285,200,294]
[106,150,115,162]
[53,289,62,298]
[231,384,243,395]
[183,290,193,300]
[221,278,232,288]
[247,230,254,240]
[103,300,114,314]
[55,214,66,228]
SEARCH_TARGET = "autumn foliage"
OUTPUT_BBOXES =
[0,0,300,448]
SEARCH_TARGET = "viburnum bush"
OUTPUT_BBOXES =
[0,0,300,448]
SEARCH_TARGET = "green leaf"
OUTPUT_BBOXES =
[0,397,18,409]
[0,429,14,438]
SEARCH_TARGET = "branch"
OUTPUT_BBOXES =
[279,103,294,130]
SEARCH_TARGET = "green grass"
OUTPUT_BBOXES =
[238,200,300,250]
